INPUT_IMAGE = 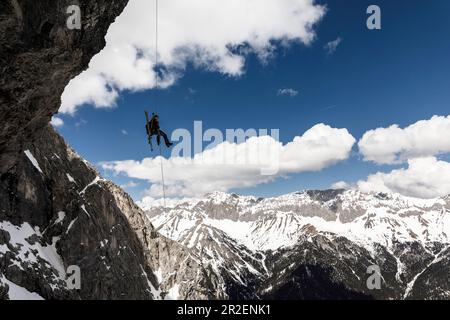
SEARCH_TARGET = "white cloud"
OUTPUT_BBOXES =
[358,115,450,165]
[60,0,325,114]
[137,196,197,210]
[50,116,64,128]
[330,181,349,190]
[120,181,139,188]
[357,157,450,199]
[324,37,341,55]
[121,129,128,135]
[60,73,119,114]
[101,124,355,198]
[277,88,299,97]
[75,119,88,128]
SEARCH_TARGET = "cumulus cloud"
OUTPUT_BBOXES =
[50,116,64,128]
[101,124,355,198]
[358,115,450,165]
[60,0,325,114]
[357,157,450,199]
[277,88,299,97]
[324,37,341,55]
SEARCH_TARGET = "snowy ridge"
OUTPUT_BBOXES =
[0,221,66,276]
[0,221,67,299]
[0,274,44,300]
[145,189,450,253]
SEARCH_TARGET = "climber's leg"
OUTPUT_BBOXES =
[159,130,173,147]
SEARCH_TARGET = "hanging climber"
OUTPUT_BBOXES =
[145,112,173,148]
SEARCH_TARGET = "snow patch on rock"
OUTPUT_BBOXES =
[24,150,43,174]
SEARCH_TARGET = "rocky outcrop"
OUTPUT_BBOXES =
[0,0,212,300]
[0,0,129,173]
[0,124,216,299]
[0,0,142,299]
[0,123,158,298]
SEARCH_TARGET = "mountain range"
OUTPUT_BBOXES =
[144,190,450,299]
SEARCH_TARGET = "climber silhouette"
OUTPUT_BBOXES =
[146,113,173,148]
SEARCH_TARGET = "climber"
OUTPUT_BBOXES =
[145,112,173,148]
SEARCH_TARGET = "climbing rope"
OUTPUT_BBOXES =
[159,144,167,207]
[154,0,167,208]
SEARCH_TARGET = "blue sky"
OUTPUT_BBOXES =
[54,0,450,201]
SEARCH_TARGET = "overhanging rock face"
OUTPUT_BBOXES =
[0,0,157,300]
[0,1,217,300]
[0,0,129,172]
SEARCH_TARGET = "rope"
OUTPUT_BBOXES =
[159,143,167,207]
[154,0,166,208]
[155,0,158,92]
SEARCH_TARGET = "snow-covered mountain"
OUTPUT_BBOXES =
[143,190,450,299]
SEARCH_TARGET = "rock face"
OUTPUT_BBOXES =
[0,125,216,299]
[0,0,212,300]
[0,0,129,173]
[1,128,153,299]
